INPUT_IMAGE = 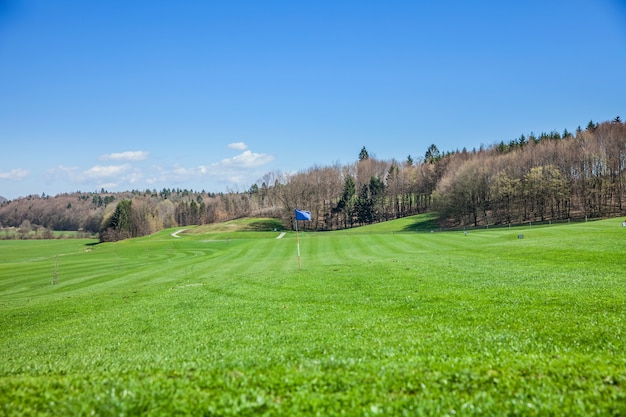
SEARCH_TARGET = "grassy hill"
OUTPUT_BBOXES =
[1,215,625,415]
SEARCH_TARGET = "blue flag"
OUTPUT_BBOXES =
[295,209,311,221]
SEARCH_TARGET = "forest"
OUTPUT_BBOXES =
[1,117,624,241]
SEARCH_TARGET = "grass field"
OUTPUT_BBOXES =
[1,215,625,416]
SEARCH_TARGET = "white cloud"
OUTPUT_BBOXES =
[41,147,274,193]
[49,166,79,179]
[96,182,120,190]
[227,142,248,151]
[124,169,144,184]
[0,168,29,180]
[153,149,275,190]
[45,164,143,193]
[176,149,275,188]
[83,164,131,180]
[217,150,274,168]
[172,166,198,177]
[100,151,149,161]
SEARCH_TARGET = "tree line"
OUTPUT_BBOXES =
[1,117,624,240]
[0,188,275,241]
[435,118,626,226]
[257,118,626,229]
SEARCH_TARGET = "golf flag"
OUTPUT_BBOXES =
[294,208,310,270]
[295,209,311,221]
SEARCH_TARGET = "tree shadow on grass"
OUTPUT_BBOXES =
[245,219,285,232]
[400,213,441,232]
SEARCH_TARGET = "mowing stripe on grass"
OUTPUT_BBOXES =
[1,216,625,415]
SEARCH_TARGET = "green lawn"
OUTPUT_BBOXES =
[1,215,625,416]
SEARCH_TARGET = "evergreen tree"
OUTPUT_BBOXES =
[586,120,597,131]
[359,146,369,161]
[355,184,373,224]
[100,199,132,242]
[425,144,440,163]
[333,176,357,228]
[109,200,132,232]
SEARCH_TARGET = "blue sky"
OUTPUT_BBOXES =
[1,1,625,200]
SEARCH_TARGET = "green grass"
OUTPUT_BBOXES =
[1,215,625,416]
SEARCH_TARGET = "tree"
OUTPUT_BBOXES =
[158,199,177,228]
[523,165,568,222]
[130,198,160,236]
[425,144,441,163]
[355,184,373,224]
[490,170,521,224]
[19,220,32,235]
[333,175,357,228]
[100,200,132,242]
[359,146,369,161]
[369,175,385,221]
[434,155,491,226]
[354,176,385,225]
[587,120,597,132]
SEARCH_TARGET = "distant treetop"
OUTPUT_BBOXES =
[359,146,369,161]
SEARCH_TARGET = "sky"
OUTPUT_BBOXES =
[1,0,625,200]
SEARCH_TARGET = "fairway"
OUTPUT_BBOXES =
[1,216,625,416]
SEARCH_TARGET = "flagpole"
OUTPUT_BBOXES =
[294,208,310,270]
[295,217,301,270]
